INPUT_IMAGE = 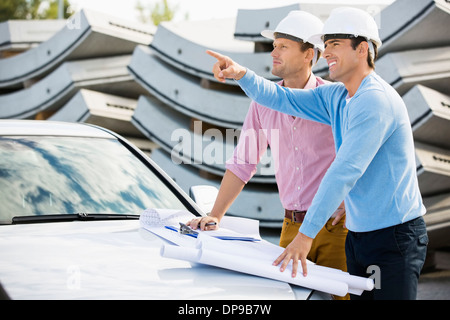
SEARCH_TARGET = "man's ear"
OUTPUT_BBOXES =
[306,47,315,62]
[359,42,369,56]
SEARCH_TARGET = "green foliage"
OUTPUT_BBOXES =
[136,0,182,25]
[0,0,72,22]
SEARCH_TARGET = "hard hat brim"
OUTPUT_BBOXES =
[262,30,325,52]
[260,29,276,40]
[307,34,325,52]
[308,34,323,46]
[310,33,382,49]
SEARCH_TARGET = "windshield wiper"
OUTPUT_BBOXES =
[11,213,140,225]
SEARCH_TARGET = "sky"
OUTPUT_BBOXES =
[68,0,395,23]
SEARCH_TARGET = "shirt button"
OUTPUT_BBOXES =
[296,167,299,171]
[297,186,301,190]
[293,127,297,130]
[295,147,298,151]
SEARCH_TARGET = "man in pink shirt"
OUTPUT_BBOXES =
[187,11,347,297]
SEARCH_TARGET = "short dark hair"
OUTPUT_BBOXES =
[350,36,377,69]
[300,41,322,66]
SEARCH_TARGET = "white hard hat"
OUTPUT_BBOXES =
[261,10,325,52]
[309,7,382,54]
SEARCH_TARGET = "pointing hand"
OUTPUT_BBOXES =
[206,50,247,82]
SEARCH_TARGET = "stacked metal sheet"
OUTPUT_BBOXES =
[403,85,450,149]
[376,0,450,56]
[128,45,250,129]
[0,9,154,90]
[148,17,275,83]
[0,8,154,134]
[0,55,148,119]
[1,1,449,244]
[49,89,142,137]
[0,20,66,57]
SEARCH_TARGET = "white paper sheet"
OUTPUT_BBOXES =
[140,208,374,297]
[140,208,262,241]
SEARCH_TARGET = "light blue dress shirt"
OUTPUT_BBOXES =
[237,69,426,238]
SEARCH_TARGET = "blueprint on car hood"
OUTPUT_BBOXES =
[139,208,374,297]
[139,208,262,241]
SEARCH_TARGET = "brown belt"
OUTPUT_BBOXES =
[284,209,307,223]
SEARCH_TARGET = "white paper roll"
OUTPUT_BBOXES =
[307,265,374,291]
[199,247,348,297]
[160,244,200,262]
[199,235,373,293]
[161,242,348,296]
[150,217,374,297]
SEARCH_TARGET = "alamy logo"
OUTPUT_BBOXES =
[66,7,80,30]
[66,265,81,290]
[367,265,381,289]
[170,120,279,174]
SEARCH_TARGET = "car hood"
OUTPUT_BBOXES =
[0,220,313,300]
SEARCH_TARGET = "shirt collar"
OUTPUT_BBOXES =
[280,72,317,89]
[304,72,317,90]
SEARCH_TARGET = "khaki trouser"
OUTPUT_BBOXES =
[279,216,349,300]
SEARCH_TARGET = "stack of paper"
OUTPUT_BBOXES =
[139,208,374,297]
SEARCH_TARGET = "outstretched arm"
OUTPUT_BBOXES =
[207,50,332,125]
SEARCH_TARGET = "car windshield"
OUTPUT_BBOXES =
[0,136,187,223]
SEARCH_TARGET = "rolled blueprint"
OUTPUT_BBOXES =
[308,264,374,292]
[147,212,373,297]
[196,234,374,293]
[161,243,349,297]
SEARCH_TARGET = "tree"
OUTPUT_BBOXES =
[136,0,185,26]
[0,0,72,22]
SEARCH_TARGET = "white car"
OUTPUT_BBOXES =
[0,120,328,300]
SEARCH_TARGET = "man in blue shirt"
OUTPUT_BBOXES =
[207,7,428,300]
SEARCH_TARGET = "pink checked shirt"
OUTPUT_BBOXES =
[226,73,335,211]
